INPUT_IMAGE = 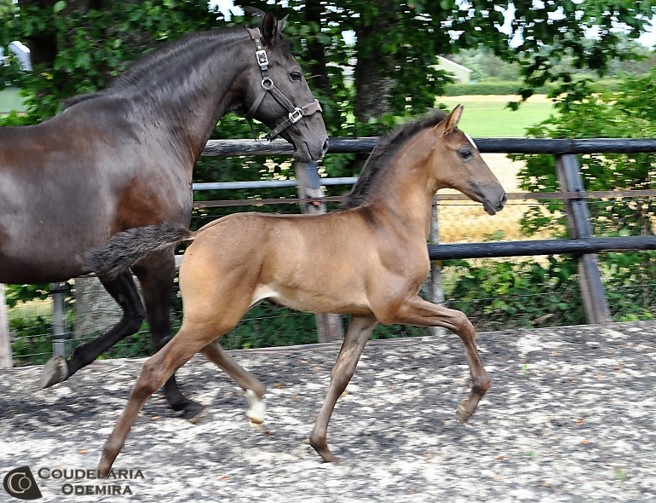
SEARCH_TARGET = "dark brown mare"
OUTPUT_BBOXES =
[86,105,507,475]
[0,12,327,420]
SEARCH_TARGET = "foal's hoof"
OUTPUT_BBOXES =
[40,356,69,388]
[456,404,473,424]
[245,389,266,429]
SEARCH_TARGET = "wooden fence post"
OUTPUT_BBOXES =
[0,283,12,368]
[51,282,69,358]
[294,161,344,343]
[428,199,445,336]
[555,154,611,324]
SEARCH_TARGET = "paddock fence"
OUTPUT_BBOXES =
[2,136,655,367]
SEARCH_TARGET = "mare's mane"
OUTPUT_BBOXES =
[62,28,249,110]
[341,110,448,209]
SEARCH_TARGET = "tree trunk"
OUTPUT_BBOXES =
[304,0,330,95]
[353,1,398,122]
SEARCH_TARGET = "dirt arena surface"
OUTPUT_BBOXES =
[1,321,655,502]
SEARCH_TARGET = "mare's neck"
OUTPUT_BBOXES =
[125,33,250,163]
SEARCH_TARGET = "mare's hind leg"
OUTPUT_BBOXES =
[41,271,145,388]
[98,321,214,478]
[309,315,378,463]
[392,296,490,423]
[133,253,204,422]
[201,341,266,426]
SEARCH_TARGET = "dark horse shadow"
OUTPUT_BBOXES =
[0,11,327,420]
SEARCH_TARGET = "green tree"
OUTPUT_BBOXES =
[236,1,654,125]
[517,70,656,237]
[510,71,656,322]
[0,0,14,17]
[5,1,655,129]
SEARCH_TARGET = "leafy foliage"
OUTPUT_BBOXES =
[516,70,656,236]
[445,257,586,330]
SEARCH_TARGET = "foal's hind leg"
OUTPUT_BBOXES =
[201,341,266,426]
[392,296,490,423]
[41,272,145,388]
[309,315,378,463]
[98,323,210,478]
[133,255,205,422]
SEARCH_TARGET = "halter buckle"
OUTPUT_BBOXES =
[288,107,304,124]
[255,49,269,70]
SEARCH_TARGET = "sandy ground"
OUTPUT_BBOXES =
[1,321,655,502]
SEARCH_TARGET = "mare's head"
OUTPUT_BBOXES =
[240,11,328,162]
[430,105,507,215]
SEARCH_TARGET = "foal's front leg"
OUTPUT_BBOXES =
[309,315,378,462]
[393,296,489,423]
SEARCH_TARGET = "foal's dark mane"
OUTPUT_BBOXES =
[341,110,448,209]
[63,28,250,110]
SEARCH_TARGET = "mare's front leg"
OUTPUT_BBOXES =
[309,315,378,463]
[41,272,145,387]
[392,296,490,423]
[133,252,205,422]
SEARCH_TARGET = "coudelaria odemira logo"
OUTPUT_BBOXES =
[3,466,42,500]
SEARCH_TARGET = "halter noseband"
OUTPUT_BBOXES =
[245,27,322,142]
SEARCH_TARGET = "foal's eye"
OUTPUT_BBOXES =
[289,71,303,82]
[459,148,473,160]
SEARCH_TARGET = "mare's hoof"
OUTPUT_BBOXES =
[40,356,69,388]
[181,404,208,424]
[456,404,472,424]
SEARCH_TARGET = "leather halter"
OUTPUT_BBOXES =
[245,27,322,141]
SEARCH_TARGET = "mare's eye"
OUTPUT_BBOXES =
[289,71,303,82]
[459,147,473,160]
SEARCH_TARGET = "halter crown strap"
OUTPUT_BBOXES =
[244,26,323,141]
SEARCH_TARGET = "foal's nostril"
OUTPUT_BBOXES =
[321,139,329,155]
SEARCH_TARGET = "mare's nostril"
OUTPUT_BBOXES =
[322,139,329,155]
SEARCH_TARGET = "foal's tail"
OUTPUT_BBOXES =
[83,222,194,280]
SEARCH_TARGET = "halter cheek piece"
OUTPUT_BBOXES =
[245,27,322,142]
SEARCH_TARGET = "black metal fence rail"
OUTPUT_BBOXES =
[202,137,656,156]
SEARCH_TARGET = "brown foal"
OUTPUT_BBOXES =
[89,105,507,475]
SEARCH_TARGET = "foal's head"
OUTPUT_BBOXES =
[430,105,507,215]
[240,11,329,162]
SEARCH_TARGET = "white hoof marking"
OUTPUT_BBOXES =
[245,389,266,427]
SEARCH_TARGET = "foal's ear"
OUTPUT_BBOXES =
[439,104,464,136]
[261,11,280,45]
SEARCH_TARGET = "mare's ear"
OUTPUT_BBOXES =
[438,104,463,136]
[261,11,279,45]
[278,14,289,33]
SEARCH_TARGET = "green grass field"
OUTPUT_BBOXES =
[0,87,26,113]
[438,95,555,137]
